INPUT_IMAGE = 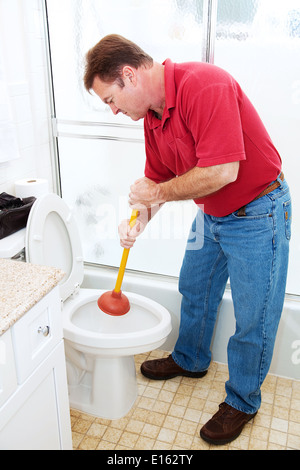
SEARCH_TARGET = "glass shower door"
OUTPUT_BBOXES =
[213,0,300,294]
[45,0,300,293]
[45,0,206,276]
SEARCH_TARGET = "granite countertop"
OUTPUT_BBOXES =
[0,258,64,336]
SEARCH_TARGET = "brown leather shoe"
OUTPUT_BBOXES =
[200,402,257,445]
[140,354,207,380]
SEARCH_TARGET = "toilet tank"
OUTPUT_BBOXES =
[0,229,26,260]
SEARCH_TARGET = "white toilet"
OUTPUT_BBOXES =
[25,193,172,419]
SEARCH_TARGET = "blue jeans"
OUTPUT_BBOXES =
[173,176,291,414]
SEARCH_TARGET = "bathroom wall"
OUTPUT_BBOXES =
[0,0,54,196]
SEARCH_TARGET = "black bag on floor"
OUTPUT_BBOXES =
[0,192,36,239]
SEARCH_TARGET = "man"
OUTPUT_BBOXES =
[84,34,291,445]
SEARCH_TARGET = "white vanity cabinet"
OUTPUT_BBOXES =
[0,329,18,408]
[0,285,72,450]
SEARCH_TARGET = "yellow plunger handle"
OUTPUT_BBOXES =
[114,209,139,293]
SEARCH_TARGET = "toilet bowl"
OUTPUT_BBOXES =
[25,193,172,419]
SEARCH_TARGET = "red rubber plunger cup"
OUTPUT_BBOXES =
[97,289,130,316]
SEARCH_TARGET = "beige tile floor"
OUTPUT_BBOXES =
[71,350,300,451]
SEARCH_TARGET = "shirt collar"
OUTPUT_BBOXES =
[146,58,175,130]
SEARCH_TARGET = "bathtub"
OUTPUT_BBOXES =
[83,264,300,381]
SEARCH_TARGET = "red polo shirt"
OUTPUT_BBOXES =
[144,59,282,217]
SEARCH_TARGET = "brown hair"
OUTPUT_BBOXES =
[84,34,153,91]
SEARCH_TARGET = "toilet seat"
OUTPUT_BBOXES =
[25,193,84,302]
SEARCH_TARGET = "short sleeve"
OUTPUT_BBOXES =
[182,77,246,167]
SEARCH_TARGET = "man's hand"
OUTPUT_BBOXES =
[118,217,146,249]
[129,177,166,209]
[118,203,163,249]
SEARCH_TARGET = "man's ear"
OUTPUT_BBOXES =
[122,66,137,85]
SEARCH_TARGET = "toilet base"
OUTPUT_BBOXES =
[62,289,172,420]
[66,350,138,420]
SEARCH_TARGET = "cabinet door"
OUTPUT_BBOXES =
[0,341,72,450]
[0,330,17,408]
[0,370,60,449]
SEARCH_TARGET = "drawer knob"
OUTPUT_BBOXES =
[38,326,50,337]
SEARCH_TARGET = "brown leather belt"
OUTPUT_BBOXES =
[237,172,284,217]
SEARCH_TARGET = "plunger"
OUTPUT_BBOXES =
[97,209,139,316]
